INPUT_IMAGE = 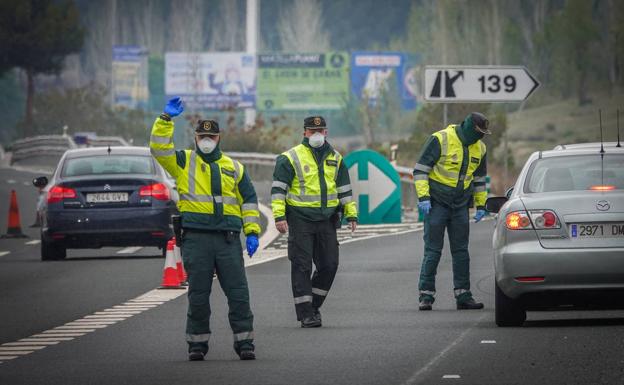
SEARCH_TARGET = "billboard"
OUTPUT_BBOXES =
[112,45,149,109]
[165,52,256,109]
[256,52,349,111]
[350,52,421,110]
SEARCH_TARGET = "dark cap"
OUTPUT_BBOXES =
[303,116,327,130]
[195,120,220,134]
[470,112,491,135]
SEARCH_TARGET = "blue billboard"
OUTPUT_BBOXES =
[350,52,421,110]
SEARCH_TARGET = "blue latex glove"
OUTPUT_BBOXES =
[474,209,487,223]
[246,234,259,257]
[418,200,432,216]
[164,97,184,117]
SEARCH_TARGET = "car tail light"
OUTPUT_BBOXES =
[515,277,545,282]
[47,185,77,203]
[529,210,561,229]
[505,211,532,230]
[589,185,616,191]
[139,183,170,200]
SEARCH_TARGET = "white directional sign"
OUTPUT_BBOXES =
[424,66,540,102]
[349,162,395,213]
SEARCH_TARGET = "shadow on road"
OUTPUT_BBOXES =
[524,317,624,328]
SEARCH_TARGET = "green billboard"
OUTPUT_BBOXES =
[257,52,350,111]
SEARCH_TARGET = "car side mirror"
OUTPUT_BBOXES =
[505,187,514,199]
[485,197,508,213]
[33,176,48,188]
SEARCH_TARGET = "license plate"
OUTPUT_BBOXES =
[86,192,128,203]
[570,223,624,238]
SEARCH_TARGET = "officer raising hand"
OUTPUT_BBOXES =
[150,97,261,361]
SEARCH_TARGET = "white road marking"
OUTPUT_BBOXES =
[401,314,487,385]
[114,304,157,309]
[116,247,143,254]
[3,341,60,346]
[63,323,113,327]
[33,333,86,338]
[25,240,41,245]
[481,340,496,344]
[0,251,9,257]
[20,338,75,342]
[124,301,164,305]
[23,181,30,186]
[0,346,45,351]
[7,179,16,184]
[442,375,461,379]
[0,356,18,360]
[43,329,95,333]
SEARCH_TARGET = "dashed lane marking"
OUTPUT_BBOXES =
[0,224,426,365]
[0,251,9,257]
[442,375,461,379]
[0,288,186,364]
[7,179,16,184]
[481,340,496,344]
[25,240,41,245]
[116,247,143,254]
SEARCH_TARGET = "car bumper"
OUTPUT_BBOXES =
[495,241,624,302]
[43,207,173,248]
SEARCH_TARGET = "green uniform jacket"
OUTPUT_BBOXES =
[413,125,487,210]
[271,138,356,223]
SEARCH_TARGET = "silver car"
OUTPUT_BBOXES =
[486,144,624,326]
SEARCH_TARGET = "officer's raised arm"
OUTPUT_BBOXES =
[149,97,186,177]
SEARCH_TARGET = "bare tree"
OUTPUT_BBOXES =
[208,0,244,51]
[168,0,205,52]
[278,0,330,52]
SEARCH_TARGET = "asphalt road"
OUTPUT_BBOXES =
[1,166,624,385]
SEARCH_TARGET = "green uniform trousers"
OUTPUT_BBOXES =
[418,201,473,303]
[182,230,254,353]
[287,215,339,321]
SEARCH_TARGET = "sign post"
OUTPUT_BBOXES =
[424,66,539,103]
[344,150,401,224]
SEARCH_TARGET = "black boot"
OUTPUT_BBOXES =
[313,308,322,323]
[457,297,484,310]
[301,315,322,328]
[188,349,206,361]
[234,343,256,360]
[419,299,433,311]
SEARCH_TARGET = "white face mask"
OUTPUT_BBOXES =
[309,132,325,148]
[198,138,217,154]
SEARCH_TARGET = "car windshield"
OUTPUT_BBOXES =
[62,155,154,177]
[525,154,624,193]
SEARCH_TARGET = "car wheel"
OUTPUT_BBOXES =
[495,281,526,327]
[41,238,67,261]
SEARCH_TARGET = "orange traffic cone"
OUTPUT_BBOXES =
[160,240,182,289]
[2,190,28,238]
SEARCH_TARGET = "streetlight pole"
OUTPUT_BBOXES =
[244,0,258,129]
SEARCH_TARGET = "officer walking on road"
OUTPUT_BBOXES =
[150,97,261,361]
[271,116,358,327]
[413,112,489,311]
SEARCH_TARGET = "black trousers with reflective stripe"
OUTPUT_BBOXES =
[287,215,339,320]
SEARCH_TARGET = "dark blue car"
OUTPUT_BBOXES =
[34,147,178,261]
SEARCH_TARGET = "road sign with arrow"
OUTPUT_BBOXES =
[344,150,401,224]
[424,66,540,102]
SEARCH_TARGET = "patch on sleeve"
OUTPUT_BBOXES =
[326,159,338,167]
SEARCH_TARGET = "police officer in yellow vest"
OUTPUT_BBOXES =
[413,112,489,311]
[150,97,260,361]
[271,116,358,327]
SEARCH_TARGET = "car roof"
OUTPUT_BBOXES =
[553,142,621,150]
[533,145,624,160]
[63,146,151,159]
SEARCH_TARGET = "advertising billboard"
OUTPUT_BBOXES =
[165,52,256,109]
[112,45,149,109]
[350,52,421,110]
[256,52,349,111]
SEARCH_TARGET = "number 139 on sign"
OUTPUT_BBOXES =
[478,75,516,93]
